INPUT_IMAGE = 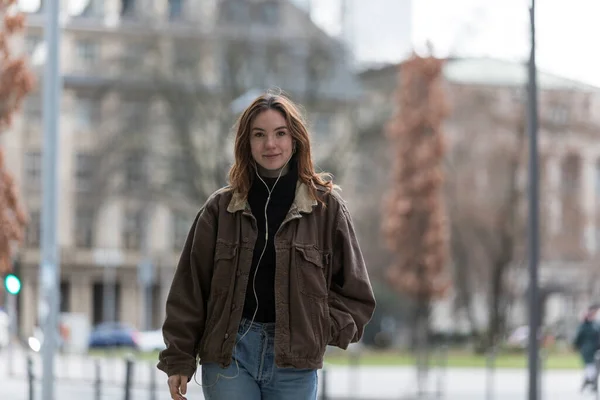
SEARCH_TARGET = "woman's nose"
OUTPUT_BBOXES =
[265,135,276,147]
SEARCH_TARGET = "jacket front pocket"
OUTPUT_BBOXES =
[211,241,238,295]
[295,245,328,299]
[201,291,228,353]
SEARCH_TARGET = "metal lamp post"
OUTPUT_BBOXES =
[40,0,62,399]
[526,0,540,399]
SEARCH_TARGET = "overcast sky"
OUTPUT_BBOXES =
[17,0,600,87]
[307,0,600,87]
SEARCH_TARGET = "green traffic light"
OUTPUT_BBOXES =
[4,274,21,295]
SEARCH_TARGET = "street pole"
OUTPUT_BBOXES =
[527,1,540,400]
[40,0,62,399]
[6,290,16,376]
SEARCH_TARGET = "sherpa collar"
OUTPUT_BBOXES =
[227,181,317,214]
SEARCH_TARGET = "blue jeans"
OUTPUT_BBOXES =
[201,318,318,400]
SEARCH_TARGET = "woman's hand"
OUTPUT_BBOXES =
[167,374,188,400]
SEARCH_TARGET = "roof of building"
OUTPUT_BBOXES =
[358,56,600,92]
[445,57,599,91]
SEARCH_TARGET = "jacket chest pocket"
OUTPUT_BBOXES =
[211,242,238,295]
[295,245,328,299]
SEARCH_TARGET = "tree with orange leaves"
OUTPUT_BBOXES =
[383,53,451,312]
[0,0,34,274]
[382,53,451,394]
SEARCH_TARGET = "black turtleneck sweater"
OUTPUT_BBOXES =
[242,162,297,323]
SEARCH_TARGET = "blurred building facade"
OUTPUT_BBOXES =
[3,0,360,335]
[357,57,600,337]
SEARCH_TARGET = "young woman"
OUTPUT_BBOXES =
[574,305,600,392]
[158,92,376,400]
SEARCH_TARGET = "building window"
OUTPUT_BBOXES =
[92,282,122,325]
[222,0,249,23]
[121,43,148,71]
[122,209,142,250]
[170,157,188,192]
[121,99,147,123]
[75,208,94,248]
[75,39,99,68]
[306,45,334,87]
[560,154,582,244]
[258,1,279,26]
[549,105,570,125]
[561,154,580,194]
[25,151,42,191]
[124,152,146,189]
[26,211,41,247]
[121,0,135,17]
[75,153,95,192]
[174,42,199,72]
[265,43,288,77]
[169,0,183,19]
[172,212,189,251]
[60,281,71,312]
[80,0,104,17]
[74,98,95,130]
[583,96,591,118]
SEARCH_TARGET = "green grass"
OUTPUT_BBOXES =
[85,348,583,370]
[87,348,160,361]
[323,349,583,370]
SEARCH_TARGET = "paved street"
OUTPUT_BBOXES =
[3,368,599,400]
[1,347,598,399]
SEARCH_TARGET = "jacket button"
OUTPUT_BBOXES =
[224,333,229,339]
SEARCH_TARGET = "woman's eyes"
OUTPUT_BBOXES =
[253,131,287,137]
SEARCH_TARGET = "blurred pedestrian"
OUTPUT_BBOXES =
[573,304,600,392]
[157,91,376,400]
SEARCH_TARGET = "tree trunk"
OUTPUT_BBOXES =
[413,296,431,397]
[451,233,478,336]
[487,257,511,350]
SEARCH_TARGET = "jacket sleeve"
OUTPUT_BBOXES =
[157,202,217,380]
[328,202,376,349]
[573,324,584,350]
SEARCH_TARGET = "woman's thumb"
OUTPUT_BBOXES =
[180,376,188,395]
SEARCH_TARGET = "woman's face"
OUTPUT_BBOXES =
[249,109,294,178]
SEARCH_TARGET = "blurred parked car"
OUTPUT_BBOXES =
[88,322,139,349]
[506,325,554,350]
[137,330,166,352]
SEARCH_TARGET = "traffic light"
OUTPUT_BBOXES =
[4,273,21,295]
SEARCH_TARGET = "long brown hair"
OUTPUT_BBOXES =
[228,91,333,205]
